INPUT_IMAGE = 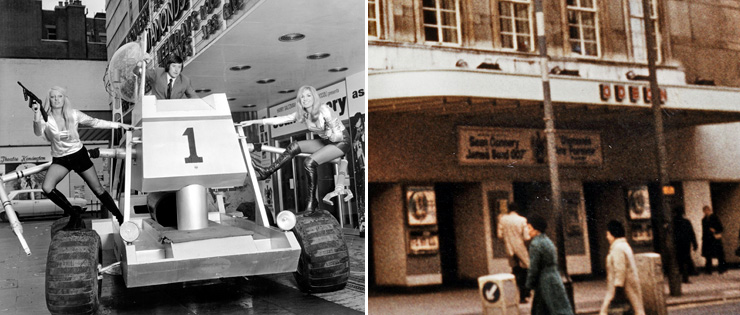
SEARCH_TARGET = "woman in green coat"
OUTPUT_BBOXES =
[525,214,574,315]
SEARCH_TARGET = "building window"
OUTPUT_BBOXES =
[628,0,660,63]
[369,0,380,38]
[498,0,533,52]
[422,0,461,45]
[566,0,599,57]
[46,25,57,40]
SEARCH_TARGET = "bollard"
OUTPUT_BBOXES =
[478,274,520,315]
[635,253,667,315]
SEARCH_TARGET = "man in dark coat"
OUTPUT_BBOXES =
[701,205,727,274]
[673,206,698,283]
[525,214,574,315]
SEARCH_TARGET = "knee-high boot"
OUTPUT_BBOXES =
[45,189,84,230]
[304,158,319,213]
[253,142,301,180]
[96,191,124,225]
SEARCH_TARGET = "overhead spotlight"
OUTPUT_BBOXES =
[257,79,275,84]
[195,89,212,93]
[694,77,715,86]
[279,33,305,42]
[227,97,236,101]
[242,104,257,108]
[329,67,348,72]
[229,65,251,71]
[455,59,469,68]
[626,71,650,81]
[307,53,330,60]
[278,89,295,94]
[477,58,500,70]
[550,66,579,76]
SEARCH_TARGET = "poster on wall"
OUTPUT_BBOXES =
[406,186,437,226]
[349,112,366,232]
[627,185,651,220]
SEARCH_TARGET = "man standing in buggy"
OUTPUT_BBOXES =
[240,85,350,213]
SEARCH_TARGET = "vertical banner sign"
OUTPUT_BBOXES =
[345,71,366,232]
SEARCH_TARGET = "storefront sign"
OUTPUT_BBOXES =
[0,155,48,163]
[457,126,602,166]
[599,83,666,104]
[124,0,250,66]
[269,81,351,137]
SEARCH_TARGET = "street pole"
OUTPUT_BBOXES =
[642,0,681,296]
[534,0,575,312]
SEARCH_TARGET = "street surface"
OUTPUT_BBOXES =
[0,218,365,315]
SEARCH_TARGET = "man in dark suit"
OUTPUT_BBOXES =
[701,205,727,274]
[140,54,198,99]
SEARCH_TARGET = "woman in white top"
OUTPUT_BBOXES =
[240,85,350,213]
[33,86,134,230]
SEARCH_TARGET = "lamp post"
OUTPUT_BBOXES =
[534,0,575,312]
[641,0,681,296]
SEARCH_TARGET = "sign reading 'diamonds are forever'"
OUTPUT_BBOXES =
[457,126,602,166]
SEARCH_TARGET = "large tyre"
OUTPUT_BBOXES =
[50,217,88,240]
[46,229,102,315]
[292,210,349,293]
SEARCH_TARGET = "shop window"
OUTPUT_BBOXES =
[368,0,381,39]
[498,0,533,52]
[627,0,660,63]
[566,0,600,57]
[422,0,461,45]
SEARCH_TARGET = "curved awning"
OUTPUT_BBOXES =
[368,69,740,128]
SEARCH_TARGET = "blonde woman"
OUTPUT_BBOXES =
[32,86,134,230]
[240,85,349,213]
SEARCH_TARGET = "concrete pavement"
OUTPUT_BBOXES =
[369,269,740,314]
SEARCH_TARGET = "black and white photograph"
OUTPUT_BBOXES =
[0,0,365,314]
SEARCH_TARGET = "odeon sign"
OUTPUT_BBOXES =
[125,0,246,64]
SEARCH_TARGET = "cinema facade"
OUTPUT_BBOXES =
[368,0,740,287]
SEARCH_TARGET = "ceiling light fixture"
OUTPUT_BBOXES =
[195,89,212,93]
[257,79,275,84]
[229,65,251,71]
[307,53,330,60]
[227,97,236,101]
[278,89,295,94]
[329,67,348,72]
[278,33,305,42]
[242,104,257,108]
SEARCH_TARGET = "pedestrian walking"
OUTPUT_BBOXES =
[497,202,531,303]
[600,220,645,315]
[525,214,574,315]
[701,205,727,274]
[673,206,698,283]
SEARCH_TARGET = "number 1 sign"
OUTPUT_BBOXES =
[134,94,248,192]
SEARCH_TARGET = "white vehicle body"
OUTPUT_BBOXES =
[1,189,87,221]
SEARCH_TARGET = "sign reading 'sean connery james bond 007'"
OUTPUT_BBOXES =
[457,126,603,166]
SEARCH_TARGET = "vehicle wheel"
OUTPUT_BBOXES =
[0,212,7,222]
[292,210,349,293]
[49,217,88,240]
[45,229,102,315]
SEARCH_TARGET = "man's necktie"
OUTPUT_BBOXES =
[167,78,173,99]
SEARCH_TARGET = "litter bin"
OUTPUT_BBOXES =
[478,273,520,315]
[635,253,667,315]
